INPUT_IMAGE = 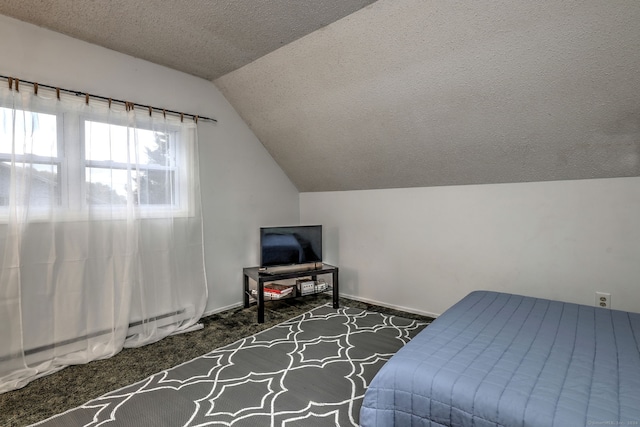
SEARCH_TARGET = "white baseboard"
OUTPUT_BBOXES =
[202,302,244,318]
[339,293,440,319]
[127,307,194,336]
[202,296,439,321]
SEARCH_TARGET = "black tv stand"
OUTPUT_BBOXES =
[243,263,339,323]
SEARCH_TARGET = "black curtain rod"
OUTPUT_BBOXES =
[0,74,217,123]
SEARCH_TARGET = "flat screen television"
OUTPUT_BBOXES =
[260,225,322,269]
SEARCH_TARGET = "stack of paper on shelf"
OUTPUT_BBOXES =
[264,283,293,299]
[250,282,294,299]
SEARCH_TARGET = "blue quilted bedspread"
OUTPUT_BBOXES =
[360,291,640,426]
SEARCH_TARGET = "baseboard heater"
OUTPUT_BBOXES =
[0,309,187,364]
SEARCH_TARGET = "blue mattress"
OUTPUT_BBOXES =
[360,291,640,426]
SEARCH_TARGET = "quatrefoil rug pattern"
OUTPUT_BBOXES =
[32,304,429,427]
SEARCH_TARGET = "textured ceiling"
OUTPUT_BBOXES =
[0,0,376,81]
[216,0,640,191]
[2,0,639,192]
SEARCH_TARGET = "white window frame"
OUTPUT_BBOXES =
[0,103,194,221]
[0,104,64,218]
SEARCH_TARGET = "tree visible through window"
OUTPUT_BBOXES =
[134,131,175,205]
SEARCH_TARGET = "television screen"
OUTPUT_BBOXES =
[260,225,322,267]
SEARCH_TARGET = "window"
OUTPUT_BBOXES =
[84,120,188,210]
[0,105,193,219]
[0,107,61,208]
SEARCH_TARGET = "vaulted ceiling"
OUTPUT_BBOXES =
[2,0,639,192]
[0,0,376,81]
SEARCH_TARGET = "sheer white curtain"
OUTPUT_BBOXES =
[0,83,207,393]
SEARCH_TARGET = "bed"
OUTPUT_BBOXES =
[360,290,640,426]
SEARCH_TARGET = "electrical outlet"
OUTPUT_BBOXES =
[595,292,611,309]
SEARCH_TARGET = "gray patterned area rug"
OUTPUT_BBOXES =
[31,304,429,427]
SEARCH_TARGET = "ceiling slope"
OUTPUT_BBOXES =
[216,0,640,192]
[0,0,376,81]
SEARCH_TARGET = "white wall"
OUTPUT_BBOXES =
[301,177,640,316]
[0,15,300,314]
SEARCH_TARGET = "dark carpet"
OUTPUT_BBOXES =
[0,295,433,427]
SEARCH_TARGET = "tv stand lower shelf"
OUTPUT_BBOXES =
[243,264,339,323]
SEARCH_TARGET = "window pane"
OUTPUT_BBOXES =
[0,108,57,157]
[0,162,60,206]
[85,121,174,167]
[86,167,175,206]
[136,169,175,205]
[86,167,130,205]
